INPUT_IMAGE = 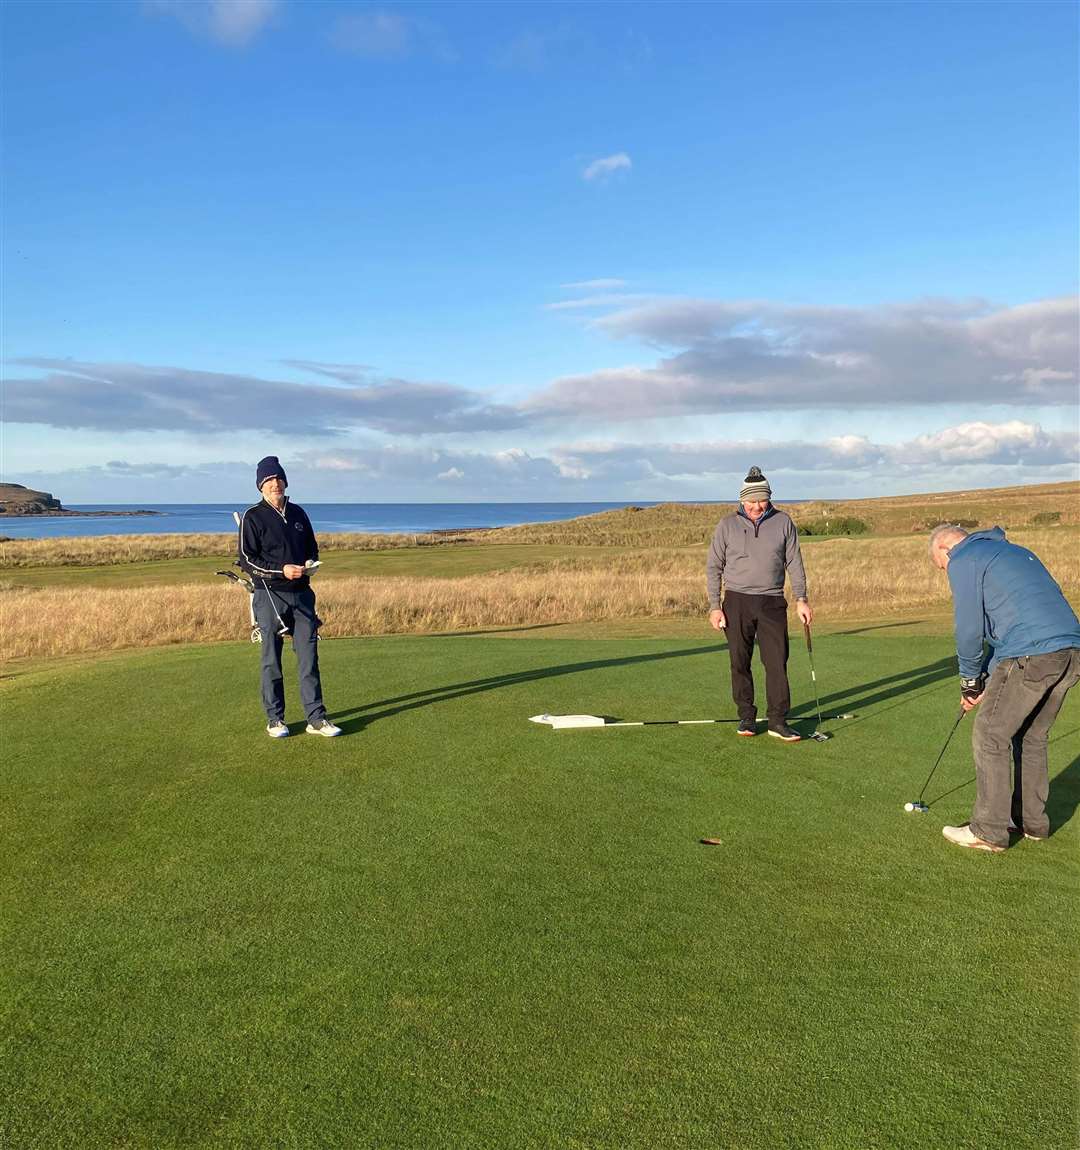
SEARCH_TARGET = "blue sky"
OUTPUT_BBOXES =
[2,0,1077,502]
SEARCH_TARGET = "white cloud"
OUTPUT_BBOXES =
[903,420,1073,465]
[545,293,656,312]
[560,279,628,292]
[145,0,279,46]
[582,153,632,182]
[437,467,465,481]
[330,10,455,61]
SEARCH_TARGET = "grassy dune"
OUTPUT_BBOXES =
[456,480,1080,546]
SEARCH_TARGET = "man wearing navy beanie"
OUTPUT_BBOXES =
[238,456,341,738]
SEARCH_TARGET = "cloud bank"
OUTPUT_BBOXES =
[7,297,1076,441]
[5,359,523,436]
[18,421,1072,503]
[528,295,1079,420]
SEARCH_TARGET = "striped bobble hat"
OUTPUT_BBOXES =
[739,466,772,502]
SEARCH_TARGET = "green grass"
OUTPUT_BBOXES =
[2,634,1078,1148]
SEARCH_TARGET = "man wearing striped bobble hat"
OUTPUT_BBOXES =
[707,466,813,741]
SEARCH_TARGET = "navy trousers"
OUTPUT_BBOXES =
[253,585,326,723]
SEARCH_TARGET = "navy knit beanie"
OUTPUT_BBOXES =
[256,456,287,490]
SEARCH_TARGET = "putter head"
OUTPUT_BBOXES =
[905,801,929,813]
[808,731,831,742]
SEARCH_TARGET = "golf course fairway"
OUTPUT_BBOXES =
[3,632,1078,1149]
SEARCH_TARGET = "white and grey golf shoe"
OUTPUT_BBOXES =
[305,718,342,737]
[267,720,290,738]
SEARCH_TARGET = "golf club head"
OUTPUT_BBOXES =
[250,627,261,643]
[808,731,831,742]
[904,801,929,813]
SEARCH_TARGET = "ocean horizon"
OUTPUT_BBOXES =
[0,501,734,541]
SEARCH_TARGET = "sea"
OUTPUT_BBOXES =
[0,502,708,540]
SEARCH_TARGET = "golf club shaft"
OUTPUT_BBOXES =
[258,576,290,635]
[917,708,966,802]
[803,622,824,729]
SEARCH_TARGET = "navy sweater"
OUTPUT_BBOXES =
[238,497,319,592]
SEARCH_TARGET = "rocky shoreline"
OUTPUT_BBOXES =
[0,482,163,518]
[2,508,165,518]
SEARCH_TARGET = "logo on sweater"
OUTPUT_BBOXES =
[294,522,304,531]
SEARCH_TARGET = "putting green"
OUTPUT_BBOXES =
[2,634,1078,1149]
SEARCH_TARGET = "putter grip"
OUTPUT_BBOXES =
[803,622,812,651]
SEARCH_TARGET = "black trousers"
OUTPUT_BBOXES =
[723,590,790,723]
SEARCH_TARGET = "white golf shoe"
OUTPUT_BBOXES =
[942,824,1005,853]
[267,720,289,738]
[306,718,342,737]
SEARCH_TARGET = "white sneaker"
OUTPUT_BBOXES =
[267,720,289,738]
[305,718,342,737]
[942,824,1005,853]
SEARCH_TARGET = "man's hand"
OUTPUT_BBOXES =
[709,609,726,631]
[283,564,305,580]
[960,675,985,711]
[796,599,813,625]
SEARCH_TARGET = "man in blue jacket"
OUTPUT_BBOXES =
[239,456,341,738]
[930,524,1080,851]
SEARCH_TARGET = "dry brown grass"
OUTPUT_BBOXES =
[0,530,463,569]
[3,528,1076,663]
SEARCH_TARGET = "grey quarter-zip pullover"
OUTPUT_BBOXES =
[706,507,808,608]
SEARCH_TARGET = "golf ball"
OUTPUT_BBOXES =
[904,802,914,812]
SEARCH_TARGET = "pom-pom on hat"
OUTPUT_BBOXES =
[739,466,771,502]
[256,455,288,491]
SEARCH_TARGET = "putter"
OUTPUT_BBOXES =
[802,622,830,742]
[905,707,966,813]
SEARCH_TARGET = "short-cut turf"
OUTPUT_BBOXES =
[2,634,1078,1149]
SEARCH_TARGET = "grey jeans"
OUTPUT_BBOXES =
[969,647,1080,847]
[253,585,326,724]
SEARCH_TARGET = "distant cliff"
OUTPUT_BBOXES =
[0,483,162,518]
[0,484,65,514]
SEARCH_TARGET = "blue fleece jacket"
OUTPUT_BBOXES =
[946,527,1080,678]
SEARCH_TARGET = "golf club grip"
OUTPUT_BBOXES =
[803,621,812,652]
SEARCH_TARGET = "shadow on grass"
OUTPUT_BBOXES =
[789,656,956,724]
[333,645,960,737]
[1047,752,1080,835]
[329,643,727,731]
[831,620,928,637]
[925,751,1080,838]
